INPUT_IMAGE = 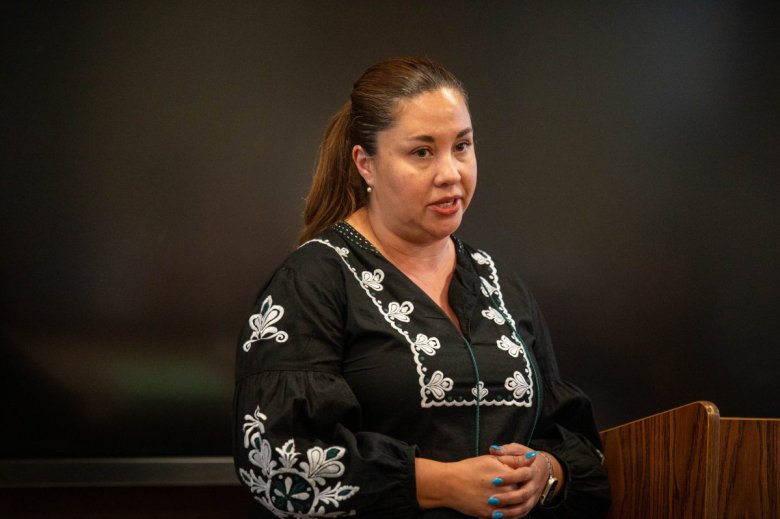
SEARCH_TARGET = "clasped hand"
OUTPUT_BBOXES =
[449,443,547,519]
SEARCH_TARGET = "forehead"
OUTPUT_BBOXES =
[389,87,471,134]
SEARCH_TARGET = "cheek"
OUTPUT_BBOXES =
[463,166,477,201]
[385,171,423,200]
[381,178,407,201]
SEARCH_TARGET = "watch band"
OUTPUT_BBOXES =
[538,452,559,506]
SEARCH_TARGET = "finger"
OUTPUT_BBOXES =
[492,473,539,500]
[489,442,532,455]
[495,467,534,491]
[493,450,538,469]
[491,502,535,519]
[493,481,540,502]
[490,442,533,454]
[489,486,541,518]
[487,502,535,519]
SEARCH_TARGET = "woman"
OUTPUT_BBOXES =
[234,57,610,518]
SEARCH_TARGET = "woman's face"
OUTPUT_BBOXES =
[354,87,477,246]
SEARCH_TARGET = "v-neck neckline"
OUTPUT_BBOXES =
[333,221,478,339]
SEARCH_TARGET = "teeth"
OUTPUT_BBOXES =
[437,200,455,207]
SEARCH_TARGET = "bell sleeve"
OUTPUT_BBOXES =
[513,281,611,518]
[233,257,420,518]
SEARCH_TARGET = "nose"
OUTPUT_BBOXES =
[434,152,461,185]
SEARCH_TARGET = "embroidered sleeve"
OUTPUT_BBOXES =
[234,260,419,518]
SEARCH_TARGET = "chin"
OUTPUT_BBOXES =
[431,219,463,239]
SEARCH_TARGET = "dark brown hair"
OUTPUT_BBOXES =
[299,57,468,244]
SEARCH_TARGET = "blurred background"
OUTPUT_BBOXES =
[2,1,778,459]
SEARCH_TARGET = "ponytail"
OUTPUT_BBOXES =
[299,101,367,244]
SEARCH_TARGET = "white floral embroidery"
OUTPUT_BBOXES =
[301,239,535,409]
[423,371,454,400]
[496,335,523,358]
[244,408,273,472]
[243,295,289,352]
[275,439,300,469]
[472,249,535,408]
[480,277,498,298]
[472,381,489,400]
[239,467,267,495]
[243,407,267,446]
[471,251,490,265]
[303,446,347,484]
[412,333,441,356]
[240,406,360,517]
[481,307,506,325]
[505,371,531,401]
[360,269,384,291]
[386,301,414,322]
[336,247,349,257]
[300,238,331,248]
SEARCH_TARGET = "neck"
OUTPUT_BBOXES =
[346,207,454,268]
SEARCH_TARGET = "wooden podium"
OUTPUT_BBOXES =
[600,401,779,519]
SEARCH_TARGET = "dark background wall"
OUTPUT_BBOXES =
[2,1,778,458]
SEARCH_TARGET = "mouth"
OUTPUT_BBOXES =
[432,197,459,208]
[435,199,457,208]
[429,196,462,216]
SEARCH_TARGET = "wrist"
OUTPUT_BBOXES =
[415,458,451,509]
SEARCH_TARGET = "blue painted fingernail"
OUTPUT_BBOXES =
[525,451,538,459]
[490,444,502,450]
[488,496,500,505]
[492,512,504,519]
[492,477,503,485]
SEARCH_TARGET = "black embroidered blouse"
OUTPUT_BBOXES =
[234,223,610,518]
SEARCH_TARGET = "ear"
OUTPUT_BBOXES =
[351,145,375,187]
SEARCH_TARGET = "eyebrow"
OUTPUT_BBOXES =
[407,127,473,143]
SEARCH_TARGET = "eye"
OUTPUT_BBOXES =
[412,148,432,158]
[455,140,472,153]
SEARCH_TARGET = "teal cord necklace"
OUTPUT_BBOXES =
[462,336,482,456]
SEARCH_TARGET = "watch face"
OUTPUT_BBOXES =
[541,477,558,506]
